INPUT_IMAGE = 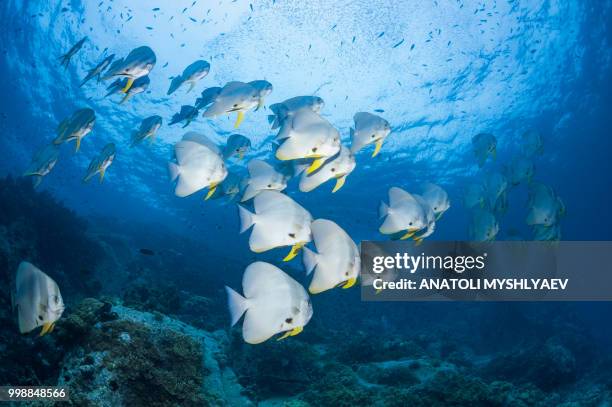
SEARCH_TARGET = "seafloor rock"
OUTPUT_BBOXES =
[56,303,252,407]
[482,336,578,391]
[355,357,456,387]
[230,335,322,401]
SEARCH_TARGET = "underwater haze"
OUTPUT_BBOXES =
[1,0,612,406]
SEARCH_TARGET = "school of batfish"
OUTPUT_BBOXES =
[17,39,564,343]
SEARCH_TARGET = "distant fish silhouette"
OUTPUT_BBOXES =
[139,248,155,256]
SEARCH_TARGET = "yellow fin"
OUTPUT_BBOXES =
[48,323,55,333]
[414,237,423,246]
[39,322,53,337]
[204,183,218,200]
[99,168,106,183]
[283,242,304,262]
[238,150,244,160]
[400,230,415,240]
[332,175,346,193]
[342,277,357,289]
[277,326,303,341]
[121,77,135,93]
[372,139,383,157]
[234,111,245,128]
[492,146,497,159]
[375,288,382,295]
[75,137,81,153]
[306,158,324,174]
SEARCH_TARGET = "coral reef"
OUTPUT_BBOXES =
[0,176,104,298]
[230,335,321,401]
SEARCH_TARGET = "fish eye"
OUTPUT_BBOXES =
[288,233,296,238]
[267,184,272,188]
[434,207,438,210]
[345,271,349,276]
[371,134,376,138]
[331,168,336,172]
[312,147,318,153]
[233,103,238,108]
[285,317,293,324]
[38,315,43,320]
[409,222,413,226]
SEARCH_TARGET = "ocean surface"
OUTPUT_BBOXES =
[1,0,611,406]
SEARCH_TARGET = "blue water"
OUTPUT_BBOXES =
[1,0,612,405]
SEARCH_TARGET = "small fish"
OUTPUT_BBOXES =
[275,110,341,174]
[102,46,156,93]
[247,80,273,111]
[80,54,115,87]
[392,39,405,48]
[268,96,324,130]
[526,183,564,227]
[469,208,499,241]
[298,145,355,193]
[131,115,163,146]
[420,183,450,220]
[168,132,227,199]
[23,144,61,188]
[14,262,65,335]
[225,262,312,344]
[119,75,150,104]
[202,81,261,128]
[350,112,391,157]
[59,36,87,68]
[303,219,360,293]
[139,248,155,255]
[472,132,496,167]
[169,105,199,128]
[167,60,210,95]
[222,133,251,160]
[54,108,96,152]
[379,187,428,240]
[209,171,246,201]
[83,143,115,183]
[241,159,287,202]
[238,191,312,260]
